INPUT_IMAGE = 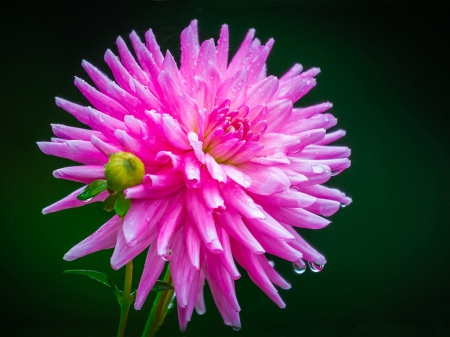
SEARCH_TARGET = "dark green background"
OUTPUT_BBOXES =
[1,1,449,336]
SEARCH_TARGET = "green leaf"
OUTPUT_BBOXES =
[114,191,131,217]
[103,193,117,212]
[151,280,174,293]
[64,269,111,287]
[77,179,108,201]
[64,270,123,301]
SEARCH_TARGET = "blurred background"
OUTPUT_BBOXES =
[1,1,449,336]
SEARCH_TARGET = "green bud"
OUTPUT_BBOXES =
[104,152,145,192]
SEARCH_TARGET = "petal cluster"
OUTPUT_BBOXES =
[38,20,351,330]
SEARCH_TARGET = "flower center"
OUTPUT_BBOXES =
[104,152,145,192]
[202,103,267,164]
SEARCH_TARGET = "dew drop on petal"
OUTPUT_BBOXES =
[340,204,346,208]
[232,326,241,331]
[161,248,173,261]
[308,262,324,273]
[268,260,275,267]
[290,186,300,192]
[83,198,93,203]
[293,262,306,274]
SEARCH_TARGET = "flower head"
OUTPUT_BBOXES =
[38,20,351,331]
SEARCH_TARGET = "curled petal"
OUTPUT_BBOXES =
[186,188,222,253]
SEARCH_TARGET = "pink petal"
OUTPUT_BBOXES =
[237,163,290,195]
[304,198,341,217]
[134,244,166,310]
[264,99,293,133]
[231,238,285,308]
[170,229,196,307]
[116,36,150,85]
[51,124,106,142]
[264,204,331,230]
[227,28,255,78]
[315,129,347,145]
[64,215,121,261]
[217,227,241,279]
[289,102,333,121]
[220,182,265,219]
[42,186,108,214]
[74,76,128,119]
[280,63,303,81]
[205,153,228,183]
[216,24,229,78]
[110,225,156,270]
[243,211,295,241]
[156,190,186,258]
[250,189,316,208]
[300,184,352,206]
[201,178,225,213]
[279,223,326,265]
[257,254,291,289]
[215,207,264,254]
[37,141,106,165]
[53,165,105,184]
[186,188,222,253]
[122,197,170,246]
[221,164,252,188]
[184,218,201,269]
[145,29,164,68]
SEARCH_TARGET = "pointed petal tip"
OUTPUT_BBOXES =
[63,253,76,261]
[134,300,143,311]
[206,238,223,254]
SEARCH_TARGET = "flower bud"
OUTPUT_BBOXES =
[104,152,145,192]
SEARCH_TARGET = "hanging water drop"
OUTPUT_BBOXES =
[340,204,346,208]
[293,262,306,274]
[83,198,93,203]
[268,260,275,267]
[308,262,324,273]
[161,248,173,261]
[232,326,241,331]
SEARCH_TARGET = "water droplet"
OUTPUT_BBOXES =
[293,262,306,274]
[308,262,324,273]
[290,186,300,192]
[243,178,252,187]
[268,260,275,267]
[232,326,241,331]
[340,204,346,208]
[83,198,93,203]
[331,170,341,176]
[237,80,244,86]
[161,248,173,261]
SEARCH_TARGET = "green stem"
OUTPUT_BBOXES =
[142,266,174,337]
[117,260,134,337]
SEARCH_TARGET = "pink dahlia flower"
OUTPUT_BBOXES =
[38,20,351,330]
